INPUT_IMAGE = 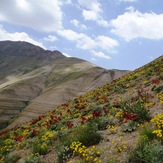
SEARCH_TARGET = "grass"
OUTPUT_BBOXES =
[56,123,102,162]
[128,140,163,163]
[3,153,21,163]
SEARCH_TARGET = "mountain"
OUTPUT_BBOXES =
[0,41,64,80]
[0,41,129,130]
[0,53,162,162]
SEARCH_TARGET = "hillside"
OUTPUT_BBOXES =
[0,55,162,163]
[0,41,129,130]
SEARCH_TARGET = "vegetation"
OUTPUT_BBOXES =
[0,56,162,162]
[128,139,163,163]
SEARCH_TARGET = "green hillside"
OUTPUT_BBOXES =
[0,56,162,163]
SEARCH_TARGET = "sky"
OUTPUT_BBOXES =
[0,0,163,70]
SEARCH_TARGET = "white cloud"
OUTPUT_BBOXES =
[125,6,135,12]
[111,9,163,41]
[70,19,87,30]
[77,0,109,27]
[97,19,109,27]
[91,57,97,61]
[96,35,119,50]
[62,52,72,57]
[60,0,72,4]
[91,50,111,59]
[118,0,137,2]
[58,29,82,41]
[82,10,98,20]
[43,35,58,42]
[57,29,118,52]
[71,19,79,27]
[0,24,45,48]
[78,0,101,12]
[57,29,96,49]
[0,0,63,32]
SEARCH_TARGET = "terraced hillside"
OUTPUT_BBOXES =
[0,41,129,130]
[0,56,162,162]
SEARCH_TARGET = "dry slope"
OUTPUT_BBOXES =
[0,41,129,130]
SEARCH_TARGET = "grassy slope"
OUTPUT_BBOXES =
[0,56,162,163]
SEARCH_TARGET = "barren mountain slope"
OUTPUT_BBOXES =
[0,41,129,130]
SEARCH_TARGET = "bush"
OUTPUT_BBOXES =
[57,145,73,163]
[139,123,156,141]
[151,85,163,93]
[4,154,20,163]
[107,157,119,163]
[87,116,111,131]
[122,121,138,132]
[60,122,101,147]
[24,154,42,163]
[74,123,101,146]
[128,140,163,163]
[56,122,101,162]
[32,140,49,155]
[122,100,151,123]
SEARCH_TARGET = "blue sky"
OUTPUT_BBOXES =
[0,0,163,70]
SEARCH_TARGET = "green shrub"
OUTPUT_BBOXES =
[122,100,151,123]
[61,122,101,147]
[4,153,20,163]
[122,121,137,132]
[57,145,73,163]
[128,140,163,163]
[114,85,127,94]
[56,122,101,162]
[74,123,101,146]
[139,123,156,141]
[151,85,163,93]
[107,157,119,163]
[88,116,111,130]
[0,137,5,148]
[24,154,42,163]
[32,140,49,155]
